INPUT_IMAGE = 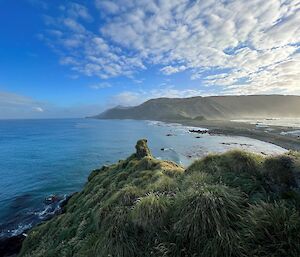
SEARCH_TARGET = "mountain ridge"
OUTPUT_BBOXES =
[93,95,300,121]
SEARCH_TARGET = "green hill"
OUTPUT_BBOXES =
[19,140,300,257]
[94,95,300,121]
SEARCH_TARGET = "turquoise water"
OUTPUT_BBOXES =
[0,119,286,238]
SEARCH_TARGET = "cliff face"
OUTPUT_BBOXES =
[94,95,300,121]
[20,140,300,257]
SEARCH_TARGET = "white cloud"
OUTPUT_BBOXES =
[111,91,141,106]
[34,107,44,112]
[0,91,46,119]
[95,0,120,14]
[161,65,187,75]
[111,86,204,106]
[43,0,299,94]
[0,90,106,119]
[66,3,93,22]
[89,82,112,90]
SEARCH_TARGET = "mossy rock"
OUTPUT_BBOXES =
[135,139,152,159]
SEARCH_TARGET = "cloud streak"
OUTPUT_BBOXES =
[0,91,106,119]
[0,91,46,118]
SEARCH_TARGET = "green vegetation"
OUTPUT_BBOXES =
[19,140,300,257]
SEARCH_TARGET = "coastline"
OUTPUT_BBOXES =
[153,118,300,151]
[2,118,299,256]
[18,139,300,256]
[0,194,72,257]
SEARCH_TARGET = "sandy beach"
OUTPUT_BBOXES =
[160,118,300,151]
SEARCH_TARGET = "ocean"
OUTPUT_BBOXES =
[0,118,287,238]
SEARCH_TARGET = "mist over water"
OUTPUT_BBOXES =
[0,119,287,238]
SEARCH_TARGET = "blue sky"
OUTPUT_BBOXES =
[0,0,299,118]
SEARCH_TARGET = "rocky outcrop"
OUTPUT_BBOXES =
[135,139,152,159]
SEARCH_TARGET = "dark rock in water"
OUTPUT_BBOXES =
[41,194,72,221]
[44,194,61,205]
[60,193,77,213]
[166,134,173,136]
[0,193,74,257]
[135,139,152,159]
[189,129,208,134]
[195,136,201,138]
[161,148,165,151]
[0,233,26,257]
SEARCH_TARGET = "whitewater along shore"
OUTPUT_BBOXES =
[160,118,300,151]
[0,194,73,257]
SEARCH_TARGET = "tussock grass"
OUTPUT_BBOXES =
[187,150,267,198]
[264,155,297,189]
[244,202,300,257]
[95,207,138,257]
[173,185,244,257]
[131,192,170,230]
[187,150,263,175]
[148,175,178,192]
[20,140,300,257]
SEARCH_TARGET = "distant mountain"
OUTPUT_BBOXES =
[93,95,300,121]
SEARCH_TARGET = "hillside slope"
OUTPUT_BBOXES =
[19,140,300,257]
[94,95,300,120]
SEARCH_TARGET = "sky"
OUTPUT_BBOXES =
[0,0,299,118]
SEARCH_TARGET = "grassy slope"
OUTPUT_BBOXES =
[19,140,300,257]
[95,95,300,120]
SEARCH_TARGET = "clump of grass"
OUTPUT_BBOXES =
[131,192,171,230]
[244,202,300,257]
[173,184,245,257]
[118,185,142,206]
[182,172,214,189]
[95,207,138,257]
[187,150,265,197]
[156,160,184,176]
[187,150,263,175]
[263,155,297,194]
[148,175,178,193]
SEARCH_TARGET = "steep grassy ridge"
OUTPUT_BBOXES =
[19,140,300,257]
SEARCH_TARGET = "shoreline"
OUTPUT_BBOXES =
[156,118,300,151]
[0,194,73,257]
[2,118,300,256]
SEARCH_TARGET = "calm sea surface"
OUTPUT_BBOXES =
[0,118,287,238]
